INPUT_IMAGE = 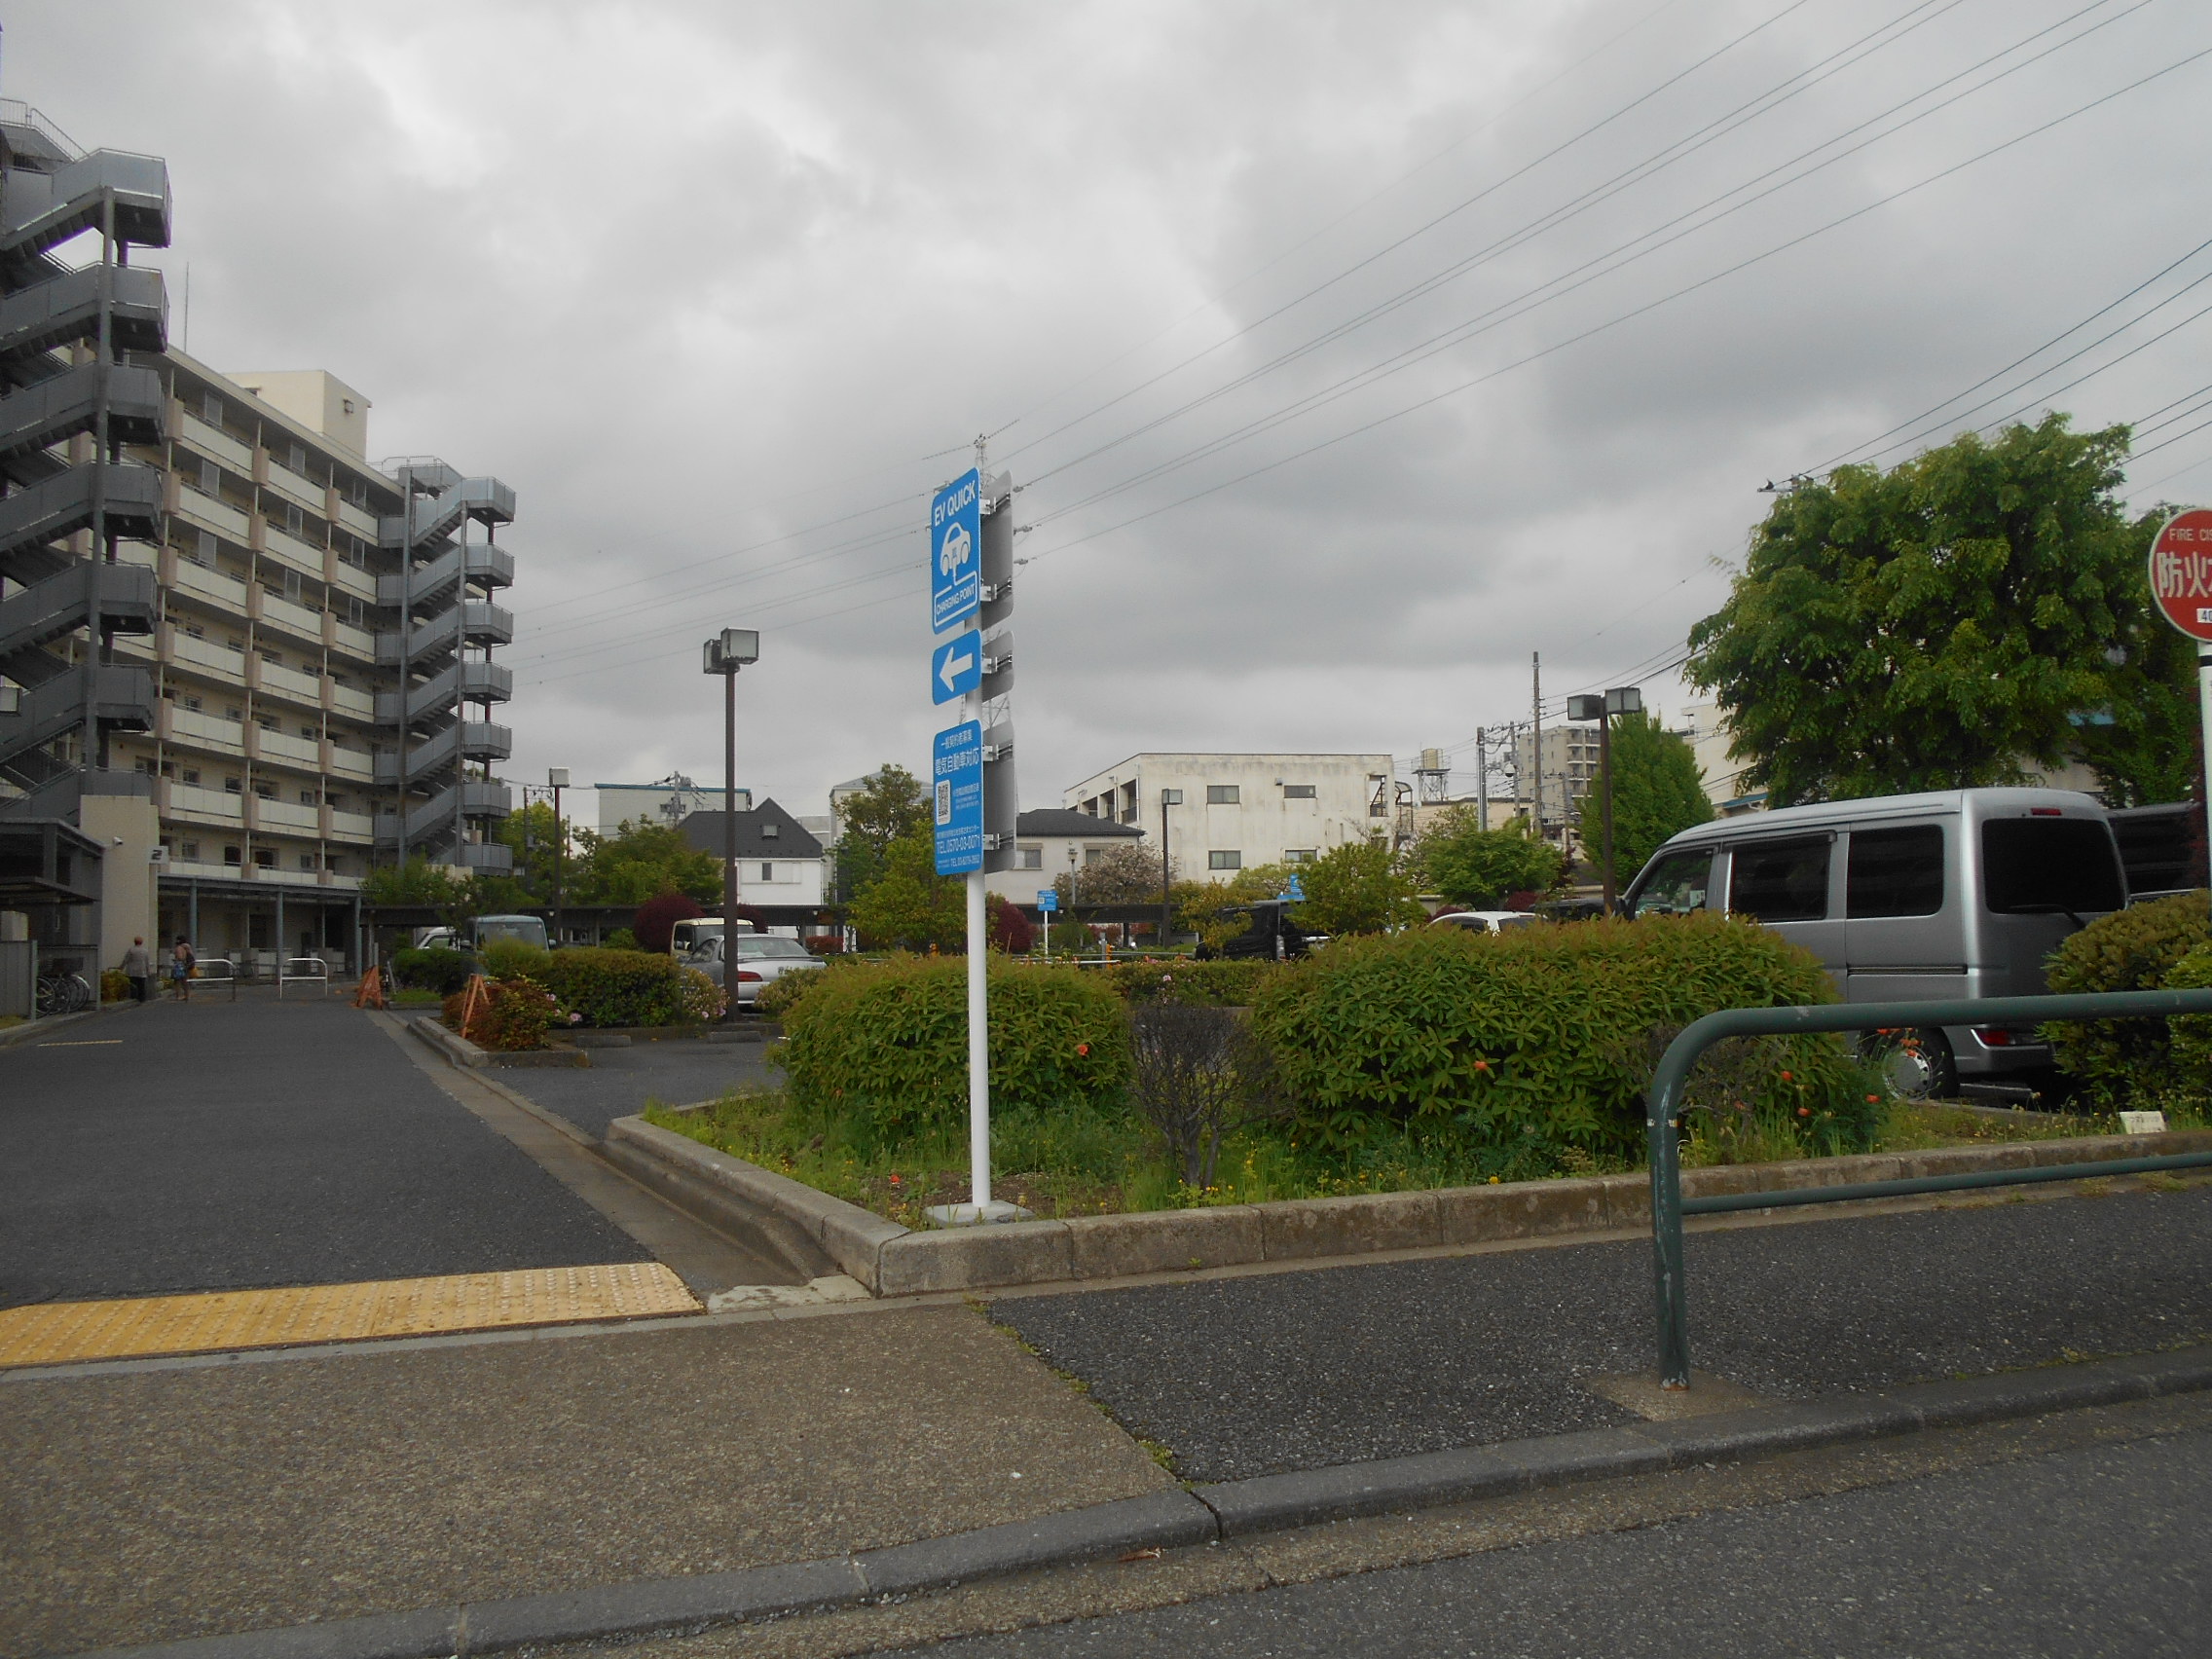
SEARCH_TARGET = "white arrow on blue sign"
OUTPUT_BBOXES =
[931,629,981,704]
[933,719,985,875]
[931,467,982,635]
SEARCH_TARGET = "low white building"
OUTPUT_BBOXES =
[1064,753,1395,877]
[985,809,1148,904]
[677,798,825,923]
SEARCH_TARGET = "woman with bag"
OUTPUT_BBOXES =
[168,936,196,1001]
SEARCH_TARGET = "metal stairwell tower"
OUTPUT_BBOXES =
[373,459,516,870]
[0,100,169,820]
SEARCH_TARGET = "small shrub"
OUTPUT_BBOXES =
[391,946,473,995]
[1126,1003,1279,1187]
[603,927,640,950]
[101,968,132,1002]
[443,977,563,1051]
[1250,912,1866,1164]
[991,900,1035,954]
[755,967,826,1021]
[1103,958,1278,1007]
[779,955,1131,1147]
[2041,891,2212,1100]
[478,938,550,981]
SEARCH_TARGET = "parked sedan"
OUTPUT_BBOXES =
[685,935,827,1008]
[1428,910,1539,934]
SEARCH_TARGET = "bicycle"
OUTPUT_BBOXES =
[34,969,92,1017]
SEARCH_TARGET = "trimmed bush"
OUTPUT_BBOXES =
[2041,891,2212,1099]
[101,968,132,1003]
[1250,912,1869,1164]
[535,946,722,1027]
[1102,958,1280,1007]
[443,977,563,1051]
[391,946,472,995]
[779,955,1131,1146]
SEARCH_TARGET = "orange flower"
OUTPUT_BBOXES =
[1076,1042,1090,1056]
[1472,1059,1491,1073]
[1796,1106,1811,1118]
[1779,1071,1792,1082]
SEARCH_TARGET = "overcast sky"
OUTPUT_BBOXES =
[13,0,2212,822]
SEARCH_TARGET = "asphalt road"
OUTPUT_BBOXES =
[494,1037,773,1136]
[991,1184,2212,1481]
[0,998,648,1307]
[926,1420,2212,1657]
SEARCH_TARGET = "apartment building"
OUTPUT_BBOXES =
[1064,753,1395,877]
[0,98,516,973]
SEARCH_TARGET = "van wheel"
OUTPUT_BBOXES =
[1869,1028,1957,1101]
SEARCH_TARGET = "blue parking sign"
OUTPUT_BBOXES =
[931,468,982,634]
[1037,889,1058,912]
[933,719,984,875]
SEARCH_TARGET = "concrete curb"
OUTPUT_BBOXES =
[404,1014,589,1070]
[73,1345,2212,1659]
[607,1112,2212,1298]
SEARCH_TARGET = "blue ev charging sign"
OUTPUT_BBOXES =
[931,467,981,634]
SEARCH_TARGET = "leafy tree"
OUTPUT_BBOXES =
[990,898,1035,954]
[1173,863,1297,951]
[1413,810,1565,908]
[362,856,482,930]
[497,800,571,903]
[1054,842,1173,912]
[633,890,703,954]
[571,818,722,905]
[1573,712,1715,881]
[832,764,930,903]
[1295,837,1424,936]
[849,824,965,950]
[1685,415,2195,807]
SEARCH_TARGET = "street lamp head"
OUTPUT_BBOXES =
[703,628,760,675]
[1604,686,1643,717]
[547,767,570,789]
[1161,788,1182,805]
[1565,693,1604,722]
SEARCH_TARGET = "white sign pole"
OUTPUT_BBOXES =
[967,866,989,1211]
[2198,645,2212,893]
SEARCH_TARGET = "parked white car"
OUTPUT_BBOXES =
[1429,910,1540,934]
[686,934,827,1008]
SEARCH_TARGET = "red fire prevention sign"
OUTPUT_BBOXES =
[2149,507,2212,643]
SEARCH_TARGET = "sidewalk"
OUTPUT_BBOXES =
[7,1175,2210,1656]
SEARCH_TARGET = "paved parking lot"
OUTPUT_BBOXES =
[992,1183,2212,1481]
[0,998,650,1308]
[490,1035,774,1136]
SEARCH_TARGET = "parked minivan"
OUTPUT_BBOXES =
[1621,789,2126,1095]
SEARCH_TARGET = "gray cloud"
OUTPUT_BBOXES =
[13,0,2209,809]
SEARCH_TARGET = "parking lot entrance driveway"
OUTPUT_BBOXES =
[492,1034,774,1138]
[0,997,653,1310]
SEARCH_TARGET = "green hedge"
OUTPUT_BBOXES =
[391,946,472,995]
[2039,891,2212,1099]
[535,947,721,1027]
[779,955,1130,1145]
[1100,958,1279,1006]
[1250,912,1869,1161]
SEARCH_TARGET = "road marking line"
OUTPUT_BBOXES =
[0,1262,701,1368]
[35,1040,124,1048]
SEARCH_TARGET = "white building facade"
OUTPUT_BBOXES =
[1064,753,1395,878]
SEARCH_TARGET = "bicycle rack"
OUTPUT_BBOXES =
[276,956,331,999]
[193,956,240,1001]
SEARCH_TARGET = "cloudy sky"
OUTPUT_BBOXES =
[13,0,2212,822]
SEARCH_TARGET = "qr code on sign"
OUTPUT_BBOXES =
[936,781,952,825]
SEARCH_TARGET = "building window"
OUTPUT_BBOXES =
[254,783,276,800]
[224,776,242,793]
[299,725,317,739]
[184,623,205,640]
[224,706,242,720]
[1206,785,1240,805]
[757,863,775,881]
[1282,784,1316,799]
[328,795,345,812]
[159,761,173,777]
[181,695,203,712]
[202,392,223,425]
[299,790,316,805]
[194,529,217,566]
[226,639,243,654]
[259,650,281,666]
[1084,845,1111,864]
[1284,848,1317,864]
[180,841,201,861]
[223,845,242,866]
[258,716,278,731]
[134,756,156,775]
[288,442,307,473]
[760,822,780,839]
[1017,845,1043,868]
[298,853,316,871]
[181,768,201,786]
[1209,850,1242,870]
[254,848,276,868]
[285,503,304,536]
[198,459,219,496]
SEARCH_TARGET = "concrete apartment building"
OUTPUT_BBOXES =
[0,98,516,976]
[1065,753,1395,876]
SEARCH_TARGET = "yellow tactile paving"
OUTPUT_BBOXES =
[0,1262,702,1369]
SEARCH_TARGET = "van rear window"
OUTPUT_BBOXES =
[1729,837,1830,923]
[1847,826,1944,918]
[1981,819,2123,915]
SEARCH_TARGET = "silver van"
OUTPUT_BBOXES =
[1622,789,2126,1094]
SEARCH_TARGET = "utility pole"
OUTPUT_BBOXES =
[548,767,568,946]
[1160,788,1180,948]
[1475,727,1489,830]
[702,629,759,1019]
[1530,653,1545,848]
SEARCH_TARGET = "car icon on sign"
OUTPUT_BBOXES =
[940,520,972,577]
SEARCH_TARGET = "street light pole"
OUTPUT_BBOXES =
[703,628,759,1020]
[1160,788,1181,949]
[1568,686,1642,914]
[548,767,568,946]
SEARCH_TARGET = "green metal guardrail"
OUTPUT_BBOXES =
[1645,988,2212,1389]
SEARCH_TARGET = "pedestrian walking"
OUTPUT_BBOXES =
[121,936,151,1004]
[168,936,195,1001]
